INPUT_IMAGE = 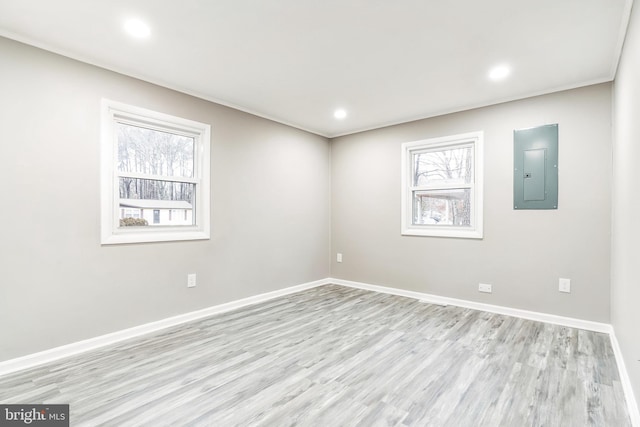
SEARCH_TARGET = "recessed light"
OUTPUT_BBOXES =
[489,65,510,81]
[334,109,347,120]
[123,18,151,39]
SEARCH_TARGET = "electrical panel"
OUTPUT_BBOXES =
[514,124,558,210]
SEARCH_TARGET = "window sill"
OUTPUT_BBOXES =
[401,226,483,239]
[101,228,210,245]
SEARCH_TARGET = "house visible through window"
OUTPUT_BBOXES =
[121,208,141,219]
[101,99,211,244]
[401,131,483,239]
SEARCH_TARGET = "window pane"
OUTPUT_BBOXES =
[118,177,195,227]
[413,189,471,226]
[117,123,194,178]
[413,146,472,186]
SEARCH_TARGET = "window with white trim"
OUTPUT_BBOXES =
[101,100,211,244]
[401,131,483,239]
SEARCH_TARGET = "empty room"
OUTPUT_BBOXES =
[0,1,639,426]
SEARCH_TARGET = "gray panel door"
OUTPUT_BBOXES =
[514,124,558,210]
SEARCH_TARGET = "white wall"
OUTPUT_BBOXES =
[331,84,612,322]
[0,37,331,361]
[612,1,640,410]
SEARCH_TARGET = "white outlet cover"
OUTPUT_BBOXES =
[337,253,343,263]
[187,273,197,288]
[479,283,492,293]
[559,278,571,293]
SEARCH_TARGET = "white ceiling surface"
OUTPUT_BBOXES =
[0,0,632,137]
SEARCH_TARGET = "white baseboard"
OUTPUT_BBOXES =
[0,277,612,377]
[329,277,639,426]
[329,278,612,333]
[2,276,637,425]
[609,332,640,427]
[0,278,327,377]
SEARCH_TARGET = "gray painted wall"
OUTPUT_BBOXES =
[0,33,621,370]
[331,84,612,322]
[612,2,640,410]
[0,37,331,361]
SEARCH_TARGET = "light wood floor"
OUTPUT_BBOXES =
[0,285,631,426]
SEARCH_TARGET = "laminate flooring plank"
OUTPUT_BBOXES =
[251,378,351,426]
[353,401,408,427]
[0,284,631,426]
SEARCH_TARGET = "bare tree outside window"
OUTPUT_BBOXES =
[117,123,194,203]
[401,131,483,239]
[116,123,196,227]
[412,147,472,226]
[101,99,211,244]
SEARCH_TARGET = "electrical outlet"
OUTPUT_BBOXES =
[559,278,571,293]
[187,273,197,288]
[337,253,343,263]
[479,283,492,293]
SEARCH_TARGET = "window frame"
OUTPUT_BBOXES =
[100,99,211,244]
[401,131,484,239]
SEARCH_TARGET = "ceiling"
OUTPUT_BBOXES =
[0,0,632,137]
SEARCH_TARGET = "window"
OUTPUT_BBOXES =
[101,99,211,244]
[401,131,483,239]
[121,208,141,219]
